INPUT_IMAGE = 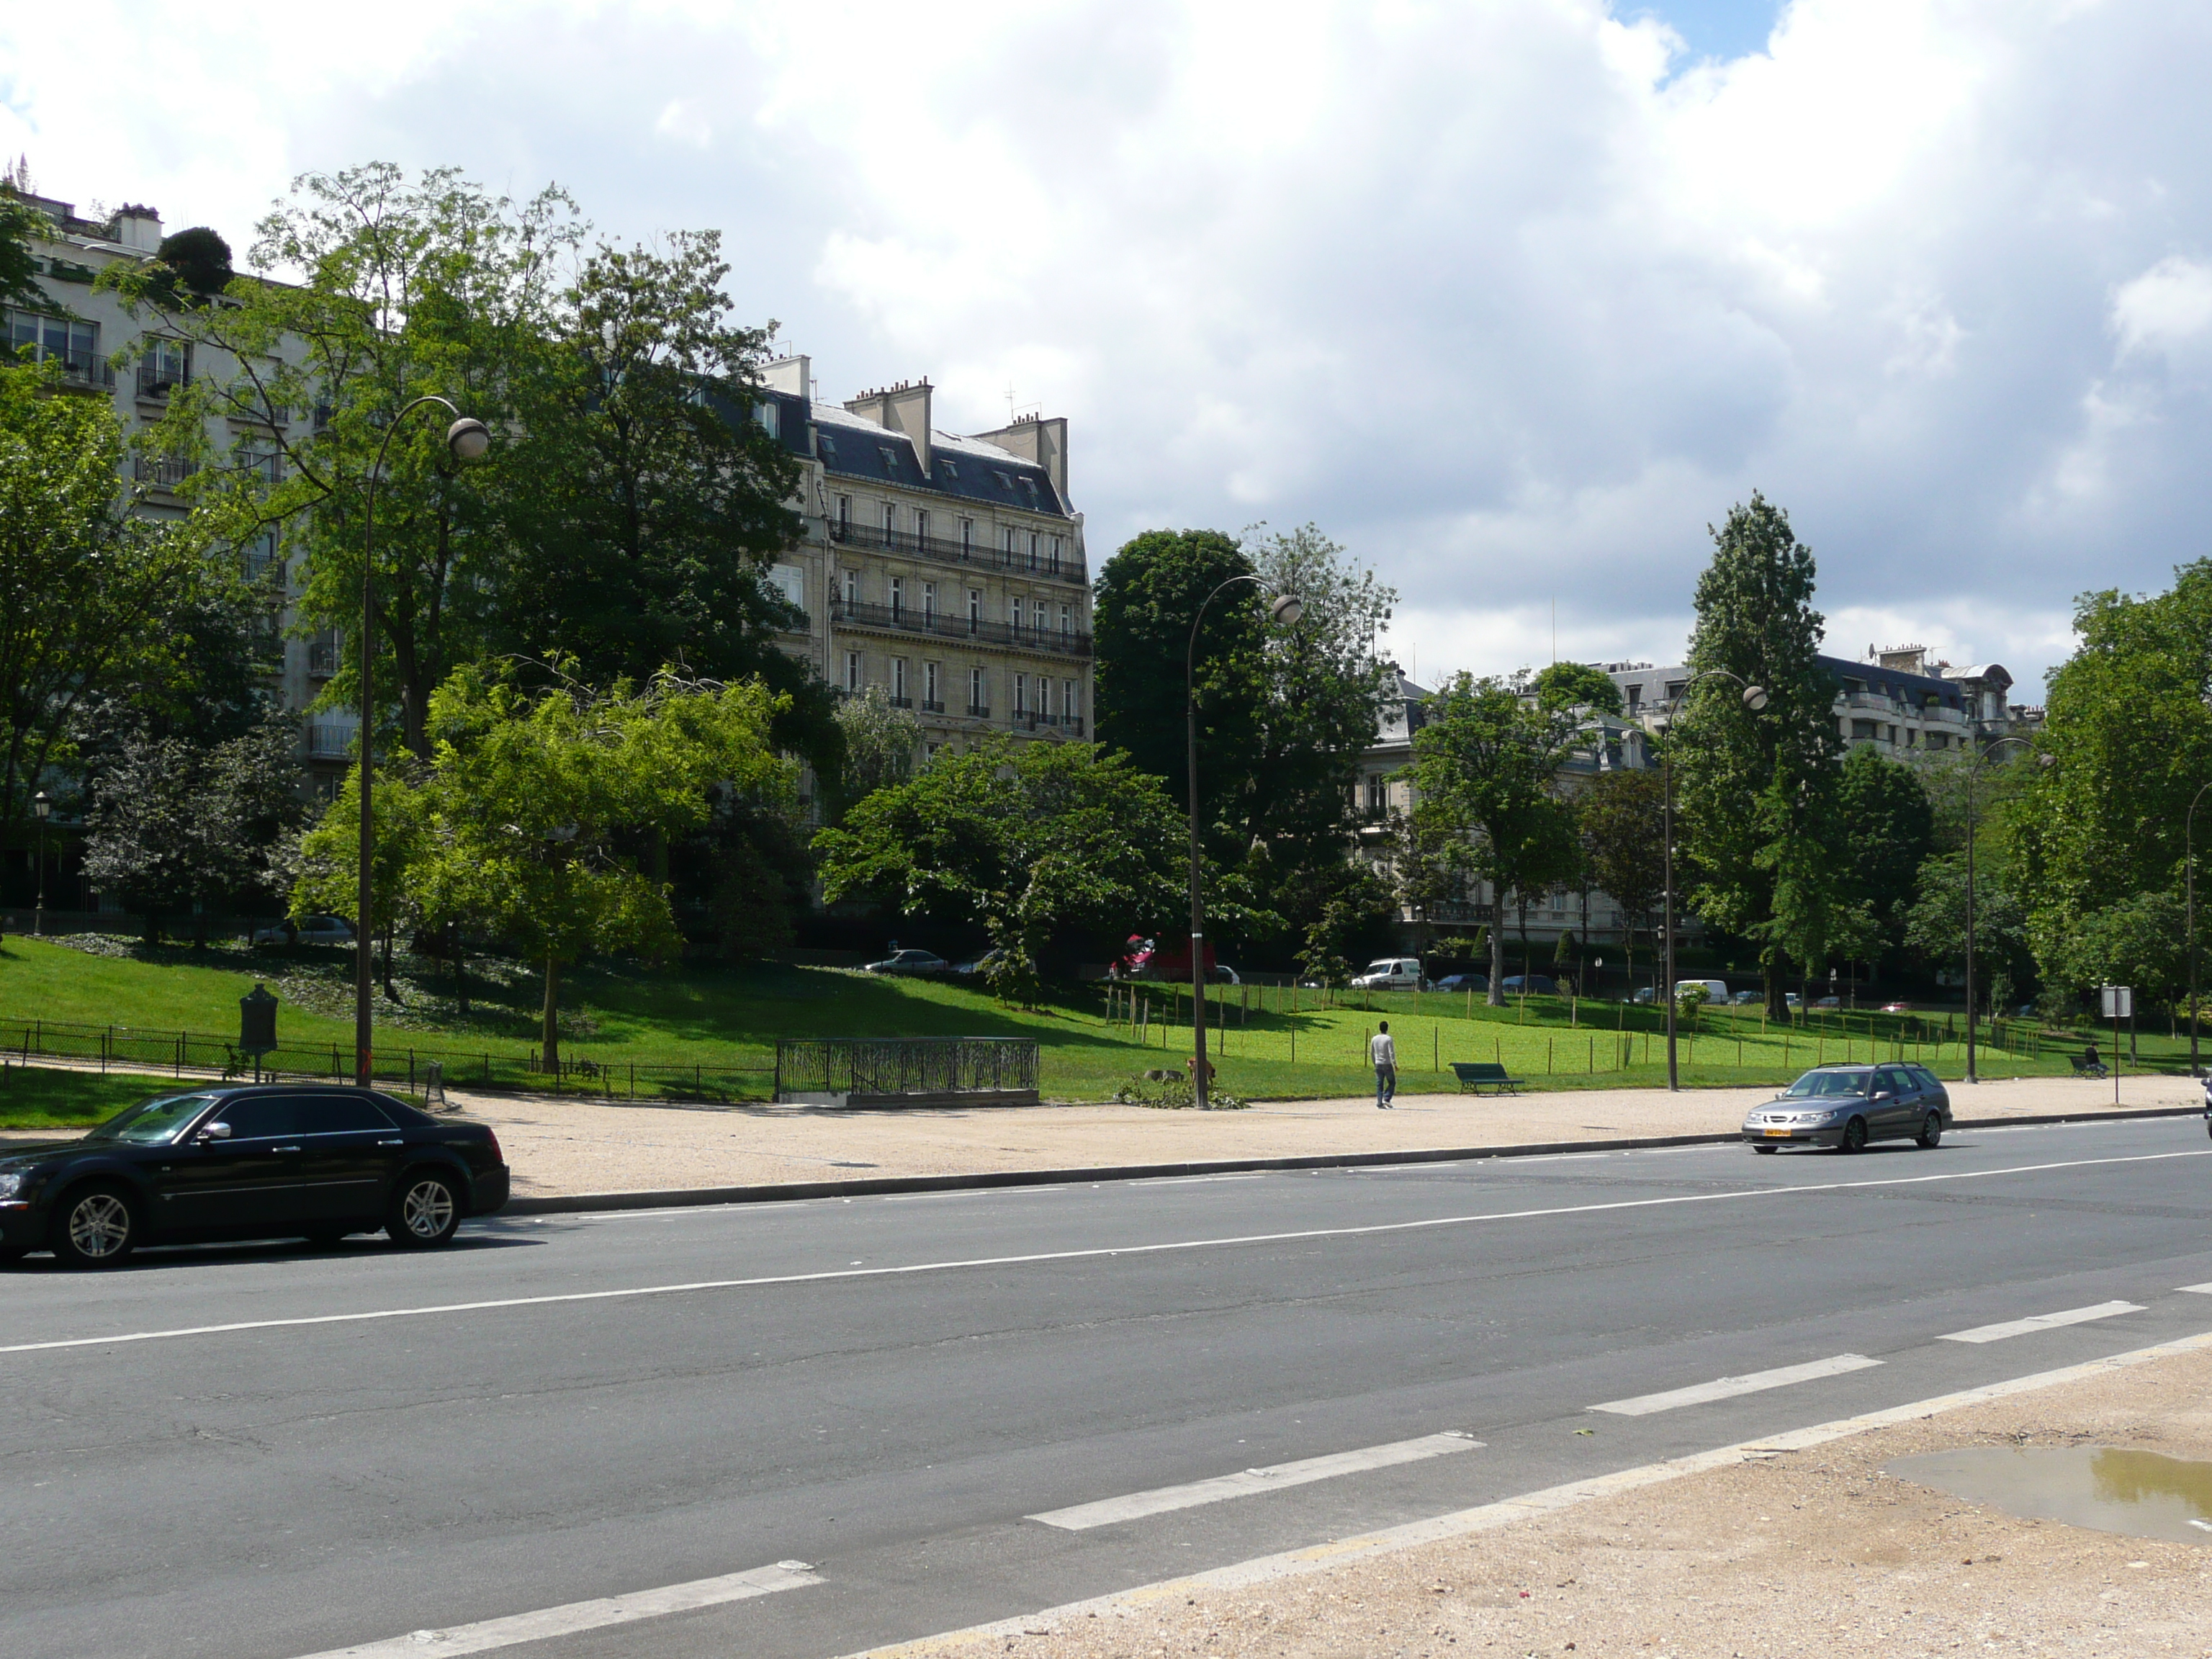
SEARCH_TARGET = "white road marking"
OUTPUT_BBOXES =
[1938,1300,2146,1344]
[4,1148,2204,1358]
[842,1328,2212,1658]
[1029,1432,1480,1530]
[1588,1354,1881,1416]
[2176,1282,2212,1295]
[285,1560,819,1658]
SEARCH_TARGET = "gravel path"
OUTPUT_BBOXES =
[899,1342,2212,1658]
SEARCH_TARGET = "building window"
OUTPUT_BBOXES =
[842,569,858,607]
[753,400,780,439]
[845,652,862,694]
[138,337,189,396]
[881,501,896,539]
[1050,535,1063,572]
[1003,526,1018,558]
[1065,679,1079,722]
[836,495,851,534]
[1058,604,1071,639]
[892,657,907,702]
[961,518,974,555]
[1365,775,1386,818]
[1028,532,1040,570]
[916,508,930,544]
[967,588,981,629]
[968,666,986,714]
[889,576,904,618]
[1009,596,1022,632]
[1033,601,1048,632]
[943,459,960,480]
[1015,673,1028,715]
[922,581,936,619]
[6,311,99,377]
[925,662,940,706]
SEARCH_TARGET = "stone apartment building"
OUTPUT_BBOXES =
[752,361,1092,761]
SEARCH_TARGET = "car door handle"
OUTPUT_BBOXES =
[269,1145,302,1153]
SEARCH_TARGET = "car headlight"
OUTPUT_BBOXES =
[0,1170,26,1202]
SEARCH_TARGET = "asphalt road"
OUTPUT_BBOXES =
[5,1115,2211,1659]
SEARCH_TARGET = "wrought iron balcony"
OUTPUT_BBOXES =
[828,518,1087,587]
[830,598,1092,660]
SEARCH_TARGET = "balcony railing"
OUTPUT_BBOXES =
[829,519,1087,587]
[58,353,115,390]
[1018,712,1084,734]
[305,723,356,760]
[830,598,1092,660]
[306,642,339,678]
[920,698,945,714]
[888,694,914,709]
[135,359,189,399]
[132,455,195,490]
[966,703,991,719]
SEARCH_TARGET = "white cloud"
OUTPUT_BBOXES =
[6,0,2211,703]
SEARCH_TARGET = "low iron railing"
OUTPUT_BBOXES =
[774,1036,1039,1100]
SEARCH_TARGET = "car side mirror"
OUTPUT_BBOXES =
[1873,1090,1892,1100]
[200,1121,232,1141]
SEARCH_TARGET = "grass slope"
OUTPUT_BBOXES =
[0,936,2176,1103]
[0,1066,183,1131]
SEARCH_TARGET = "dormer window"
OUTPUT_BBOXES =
[819,434,838,459]
[942,459,959,480]
[880,446,899,473]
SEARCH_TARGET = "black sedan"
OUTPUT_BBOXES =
[0,1084,509,1268]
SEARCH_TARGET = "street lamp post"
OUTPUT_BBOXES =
[1655,671,1768,1092]
[32,790,50,937]
[1184,577,1302,1109]
[2185,781,2212,1076]
[354,399,490,1086]
[1959,735,2044,1086]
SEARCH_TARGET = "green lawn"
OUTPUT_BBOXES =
[0,935,2182,1103]
[0,1064,182,1131]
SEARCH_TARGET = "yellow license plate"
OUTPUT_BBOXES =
[1763,1128,1791,1137]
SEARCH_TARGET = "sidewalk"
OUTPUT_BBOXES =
[449,1074,2198,1199]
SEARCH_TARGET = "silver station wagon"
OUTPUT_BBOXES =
[1743,1063,1953,1154]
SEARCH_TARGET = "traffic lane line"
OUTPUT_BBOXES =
[840,1328,2212,1658]
[1588,1353,1883,1416]
[5,1146,2205,1358]
[1029,1432,1480,1530]
[286,1560,819,1659]
[1938,1300,2146,1344]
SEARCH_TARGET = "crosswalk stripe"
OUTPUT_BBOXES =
[1938,1300,2144,1344]
[282,1560,819,1658]
[1588,1354,1881,1416]
[1029,1432,1480,1529]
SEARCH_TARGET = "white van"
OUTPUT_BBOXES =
[1352,957,1431,992]
[1675,979,1728,1004]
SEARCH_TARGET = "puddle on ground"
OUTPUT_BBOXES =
[1885,1446,2212,1546]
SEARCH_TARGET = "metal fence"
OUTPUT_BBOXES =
[774,1037,1039,1101]
[0,1016,775,1104]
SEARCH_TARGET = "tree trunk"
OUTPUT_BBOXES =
[452,945,469,1015]
[380,925,400,1002]
[541,953,561,1072]
[1487,894,1506,1006]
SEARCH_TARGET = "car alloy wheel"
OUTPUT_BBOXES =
[1838,1116,1868,1154]
[390,1173,459,1248]
[55,1187,135,1267]
[1916,1112,1943,1149]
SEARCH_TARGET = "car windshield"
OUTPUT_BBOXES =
[85,1092,217,1145]
[1782,1071,1873,1098]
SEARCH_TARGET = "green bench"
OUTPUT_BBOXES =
[1450,1061,1526,1096]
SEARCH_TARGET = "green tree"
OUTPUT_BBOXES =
[830,685,922,814]
[1835,745,1933,959]
[0,181,48,310]
[2036,891,2186,1037]
[490,232,836,768]
[1532,662,1624,719]
[1406,674,1597,1004]
[1296,861,1398,989]
[112,163,585,760]
[1672,495,1843,1019]
[1576,766,1665,997]
[2007,561,2212,1000]
[1904,851,2034,1012]
[298,665,791,1066]
[0,358,210,841]
[81,714,308,943]
[814,739,1185,1002]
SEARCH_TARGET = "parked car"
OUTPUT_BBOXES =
[1501,974,1559,996]
[1675,978,1728,1004]
[951,949,1005,978]
[0,1084,508,1268]
[1741,1063,1952,1155]
[1209,964,1242,985]
[1785,992,1802,1009]
[1814,994,1842,1009]
[1436,972,1488,993]
[1730,989,1761,1004]
[1632,986,1657,1004]
[252,914,354,947]
[863,948,948,976]
[1351,957,1432,992]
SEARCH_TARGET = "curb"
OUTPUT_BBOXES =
[498,1102,2206,1217]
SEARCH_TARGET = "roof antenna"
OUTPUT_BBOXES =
[1005,382,1017,423]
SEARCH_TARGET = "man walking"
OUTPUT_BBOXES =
[1370,1020,1398,1108]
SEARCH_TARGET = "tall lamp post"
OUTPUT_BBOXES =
[354,398,491,1086]
[32,790,50,937]
[1655,671,1768,1092]
[2185,781,2212,1076]
[1184,577,1303,1110]
[1959,734,2045,1085]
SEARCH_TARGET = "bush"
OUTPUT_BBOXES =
[1112,1069,1250,1110]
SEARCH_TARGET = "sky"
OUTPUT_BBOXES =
[4,0,2207,702]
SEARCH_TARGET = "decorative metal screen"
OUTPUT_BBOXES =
[775,1037,1039,1098]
